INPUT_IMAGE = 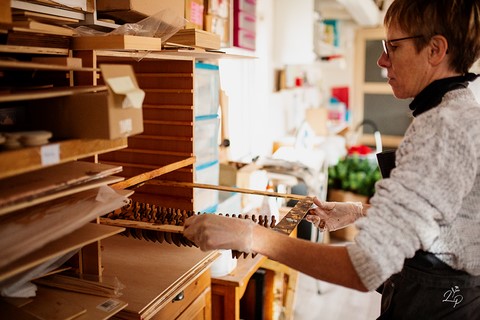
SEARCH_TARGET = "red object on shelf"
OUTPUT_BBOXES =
[233,0,256,51]
[332,86,349,109]
[347,145,372,155]
[295,77,303,87]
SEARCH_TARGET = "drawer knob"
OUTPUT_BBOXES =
[172,291,185,302]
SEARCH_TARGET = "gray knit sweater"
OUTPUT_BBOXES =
[347,88,480,291]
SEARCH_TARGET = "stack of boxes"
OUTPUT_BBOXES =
[205,0,231,47]
[233,0,256,51]
[194,62,221,212]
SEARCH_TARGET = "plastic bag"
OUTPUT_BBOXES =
[75,8,185,42]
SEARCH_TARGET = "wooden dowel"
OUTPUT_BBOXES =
[111,157,195,190]
[146,180,306,201]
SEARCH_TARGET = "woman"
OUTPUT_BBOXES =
[184,0,480,318]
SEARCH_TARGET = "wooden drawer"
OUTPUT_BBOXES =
[152,269,211,320]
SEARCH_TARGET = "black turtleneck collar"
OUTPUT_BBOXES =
[409,73,479,117]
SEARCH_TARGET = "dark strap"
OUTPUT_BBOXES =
[376,150,396,178]
[405,250,469,275]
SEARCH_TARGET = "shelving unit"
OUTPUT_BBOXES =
[0,21,131,318]
[1,2,252,319]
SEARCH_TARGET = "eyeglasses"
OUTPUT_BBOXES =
[382,35,423,57]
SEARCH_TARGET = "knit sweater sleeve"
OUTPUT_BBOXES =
[346,103,477,291]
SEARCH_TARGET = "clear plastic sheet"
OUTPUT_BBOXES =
[0,250,78,298]
[75,9,186,61]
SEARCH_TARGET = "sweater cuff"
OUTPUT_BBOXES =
[346,244,385,291]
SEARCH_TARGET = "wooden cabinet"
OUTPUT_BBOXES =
[0,48,131,318]
[101,235,217,320]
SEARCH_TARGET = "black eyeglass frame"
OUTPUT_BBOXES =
[382,35,424,57]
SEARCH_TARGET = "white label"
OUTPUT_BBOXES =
[119,118,132,134]
[97,299,120,312]
[41,144,60,165]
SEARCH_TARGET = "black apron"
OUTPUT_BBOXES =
[377,251,480,319]
[375,151,480,319]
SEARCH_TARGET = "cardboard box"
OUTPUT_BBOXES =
[185,0,204,29]
[96,0,185,22]
[206,0,230,18]
[205,14,230,47]
[31,65,144,140]
[305,108,328,136]
[168,28,221,50]
[219,161,268,209]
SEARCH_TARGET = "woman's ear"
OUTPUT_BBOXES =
[428,35,449,66]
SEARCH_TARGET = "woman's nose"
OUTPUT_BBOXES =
[377,52,389,68]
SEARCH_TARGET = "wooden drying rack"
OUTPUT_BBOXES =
[102,158,311,257]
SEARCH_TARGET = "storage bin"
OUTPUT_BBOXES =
[233,29,256,51]
[234,0,256,15]
[194,160,220,212]
[233,0,256,51]
[194,115,220,166]
[236,12,256,32]
[195,62,220,118]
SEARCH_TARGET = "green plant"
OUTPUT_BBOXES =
[328,155,382,197]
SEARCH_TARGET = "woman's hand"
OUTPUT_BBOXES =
[184,214,256,252]
[306,197,365,231]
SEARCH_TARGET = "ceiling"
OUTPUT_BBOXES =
[315,0,391,27]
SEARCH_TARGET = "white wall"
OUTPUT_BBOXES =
[219,0,358,161]
[272,0,315,66]
[219,0,275,161]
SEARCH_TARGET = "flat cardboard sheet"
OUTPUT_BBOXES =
[0,161,122,210]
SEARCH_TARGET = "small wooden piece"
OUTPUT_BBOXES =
[12,10,80,25]
[13,20,75,36]
[72,35,163,51]
[167,28,221,50]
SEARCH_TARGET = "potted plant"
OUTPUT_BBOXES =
[326,145,382,241]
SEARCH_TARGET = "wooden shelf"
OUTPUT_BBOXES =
[0,60,98,72]
[0,44,69,55]
[0,138,128,180]
[91,49,255,61]
[0,85,108,103]
[0,223,125,282]
[11,0,87,20]
[0,175,124,217]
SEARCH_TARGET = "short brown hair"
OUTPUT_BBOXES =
[385,0,480,73]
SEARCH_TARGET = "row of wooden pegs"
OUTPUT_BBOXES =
[103,200,278,259]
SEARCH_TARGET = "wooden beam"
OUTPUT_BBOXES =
[147,180,306,201]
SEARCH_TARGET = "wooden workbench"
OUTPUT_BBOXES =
[101,235,219,320]
[211,254,269,320]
